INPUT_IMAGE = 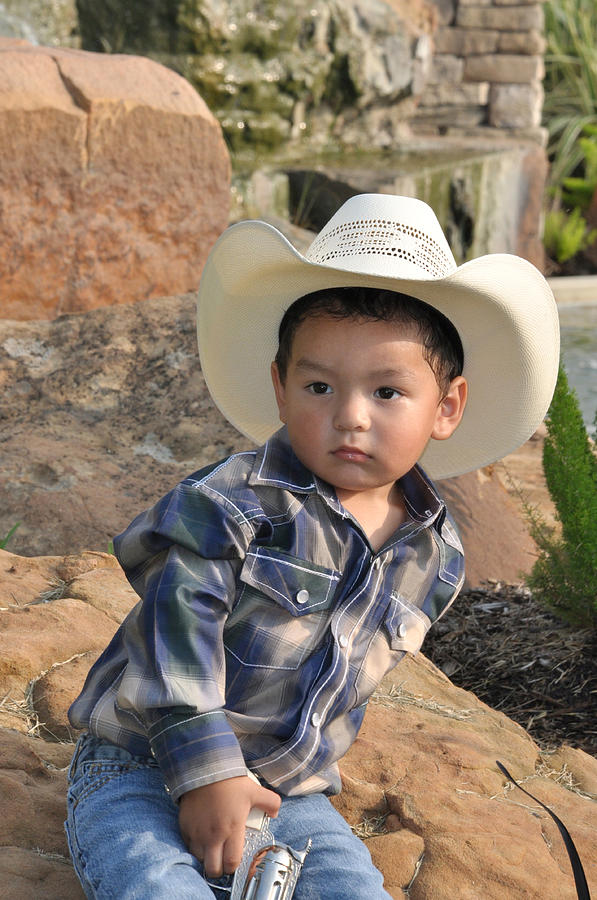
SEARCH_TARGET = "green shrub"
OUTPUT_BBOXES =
[543,207,597,264]
[526,366,597,629]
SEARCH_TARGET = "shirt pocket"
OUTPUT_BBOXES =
[383,592,431,655]
[224,547,341,670]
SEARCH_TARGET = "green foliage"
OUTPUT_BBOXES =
[0,523,20,550]
[543,0,597,192]
[543,207,597,264]
[537,2,597,265]
[542,124,597,264]
[560,125,597,210]
[526,366,597,629]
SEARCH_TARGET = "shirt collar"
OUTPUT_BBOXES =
[249,426,318,493]
[400,465,445,527]
[249,426,444,527]
[248,427,344,513]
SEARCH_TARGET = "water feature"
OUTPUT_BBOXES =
[0,0,78,47]
[558,304,597,436]
[0,1,38,41]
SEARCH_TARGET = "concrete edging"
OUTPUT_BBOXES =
[548,275,597,306]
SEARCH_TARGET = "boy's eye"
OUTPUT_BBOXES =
[375,386,400,400]
[308,382,332,394]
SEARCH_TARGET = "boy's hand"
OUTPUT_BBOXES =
[178,775,281,878]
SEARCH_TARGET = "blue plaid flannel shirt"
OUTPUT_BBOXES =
[69,427,464,801]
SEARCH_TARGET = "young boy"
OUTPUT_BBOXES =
[66,194,559,899]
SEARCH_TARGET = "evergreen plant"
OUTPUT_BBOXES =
[526,365,597,629]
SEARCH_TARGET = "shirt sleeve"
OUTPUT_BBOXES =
[112,476,256,801]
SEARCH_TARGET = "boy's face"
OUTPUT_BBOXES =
[271,314,467,506]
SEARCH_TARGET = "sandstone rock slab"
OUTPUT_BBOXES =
[0,294,538,587]
[0,40,230,320]
[0,548,136,738]
[0,730,83,899]
[31,651,100,742]
[333,654,597,899]
[1,550,596,898]
[436,468,538,587]
[0,846,83,900]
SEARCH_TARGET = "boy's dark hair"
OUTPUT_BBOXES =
[275,286,464,394]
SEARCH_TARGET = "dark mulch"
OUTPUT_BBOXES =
[424,583,597,758]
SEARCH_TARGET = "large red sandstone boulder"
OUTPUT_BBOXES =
[0,39,230,320]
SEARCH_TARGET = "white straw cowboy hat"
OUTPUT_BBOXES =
[197,193,559,480]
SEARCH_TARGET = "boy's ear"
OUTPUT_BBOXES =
[431,376,467,441]
[270,362,287,423]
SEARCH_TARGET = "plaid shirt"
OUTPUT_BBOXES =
[69,427,464,801]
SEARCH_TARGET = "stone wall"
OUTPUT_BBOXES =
[0,1,549,148]
[69,0,550,153]
[416,0,546,142]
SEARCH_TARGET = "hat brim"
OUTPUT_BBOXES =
[198,220,559,480]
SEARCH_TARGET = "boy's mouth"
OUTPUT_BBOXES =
[332,446,371,462]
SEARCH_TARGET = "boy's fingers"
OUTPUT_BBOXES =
[222,827,246,875]
[254,784,281,818]
[203,842,224,878]
[180,779,280,877]
[202,819,246,877]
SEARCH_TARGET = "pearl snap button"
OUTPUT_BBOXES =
[311,712,321,727]
[338,634,348,648]
[398,623,407,638]
[296,589,309,604]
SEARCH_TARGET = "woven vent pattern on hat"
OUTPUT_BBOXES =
[308,218,453,278]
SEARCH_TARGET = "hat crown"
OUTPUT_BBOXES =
[306,193,457,281]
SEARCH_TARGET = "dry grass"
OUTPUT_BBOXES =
[0,690,42,736]
[371,682,479,721]
[351,813,389,840]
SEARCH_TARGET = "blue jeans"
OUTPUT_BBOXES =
[65,733,392,899]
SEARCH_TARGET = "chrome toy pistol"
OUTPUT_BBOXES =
[206,803,311,900]
[229,810,311,900]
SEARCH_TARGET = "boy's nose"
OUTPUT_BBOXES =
[333,396,370,431]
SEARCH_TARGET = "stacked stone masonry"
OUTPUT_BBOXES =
[418,0,547,141]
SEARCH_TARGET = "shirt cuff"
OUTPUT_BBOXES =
[147,708,248,802]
